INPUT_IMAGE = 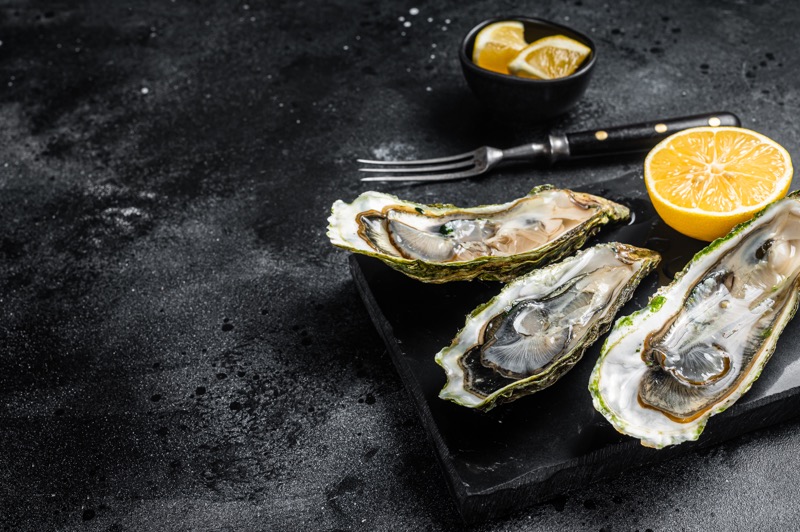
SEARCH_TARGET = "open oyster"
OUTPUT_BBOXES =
[590,194,800,448]
[327,185,629,282]
[435,243,660,410]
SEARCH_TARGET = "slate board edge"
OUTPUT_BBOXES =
[461,385,800,523]
[349,254,800,523]
[349,256,472,514]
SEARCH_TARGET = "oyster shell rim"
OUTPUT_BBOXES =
[435,242,662,411]
[589,192,800,449]
[327,185,631,283]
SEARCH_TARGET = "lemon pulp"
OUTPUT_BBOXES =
[507,35,591,79]
[644,126,793,241]
[472,21,527,75]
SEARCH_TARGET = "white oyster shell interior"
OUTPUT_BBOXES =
[435,243,657,409]
[592,196,800,448]
[329,188,611,263]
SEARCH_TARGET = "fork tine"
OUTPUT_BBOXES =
[357,149,476,166]
[358,158,476,174]
[360,167,483,183]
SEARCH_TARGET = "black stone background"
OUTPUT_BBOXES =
[1,1,799,530]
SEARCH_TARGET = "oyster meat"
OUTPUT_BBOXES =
[327,185,630,282]
[435,243,660,410]
[590,194,800,448]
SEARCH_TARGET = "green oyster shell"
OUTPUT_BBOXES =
[435,242,661,411]
[327,185,630,283]
[590,192,800,448]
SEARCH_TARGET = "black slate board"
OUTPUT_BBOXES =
[349,172,800,522]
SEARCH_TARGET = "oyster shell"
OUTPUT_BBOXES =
[327,185,630,282]
[590,194,800,448]
[435,243,660,410]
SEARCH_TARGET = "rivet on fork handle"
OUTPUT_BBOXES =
[564,111,741,159]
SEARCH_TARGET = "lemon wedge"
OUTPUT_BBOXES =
[507,35,591,79]
[644,126,793,241]
[472,21,527,75]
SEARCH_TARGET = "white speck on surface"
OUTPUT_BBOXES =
[398,16,405,21]
[116,207,143,218]
[425,86,432,92]
[401,31,406,36]
[441,26,447,31]
[99,206,148,235]
[564,15,570,21]
[430,54,435,60]
[403,21,411,27]
[427,17,433,22]
[431,43,437,48]
[343,45,349,50]
[296,119,301,124]
[355,35,361,40]
[409,7,419,15]
[243,3,249,9]
[141,87,150,94]
[371,142,418,161]
[445,18,451,24]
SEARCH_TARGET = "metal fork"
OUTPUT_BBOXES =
[358,112,740,183]
[359,145,524,183]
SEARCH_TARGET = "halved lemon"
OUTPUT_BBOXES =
[472,21,527,75]
[644,126,793,241]
[507,34,591,79]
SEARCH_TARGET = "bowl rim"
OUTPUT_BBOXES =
[460,15,597,85]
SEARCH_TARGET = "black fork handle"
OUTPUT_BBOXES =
[557,112,741,161]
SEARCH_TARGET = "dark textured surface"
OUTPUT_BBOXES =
[2,1,800,530]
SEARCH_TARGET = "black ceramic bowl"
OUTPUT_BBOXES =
[460,16,596,121]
